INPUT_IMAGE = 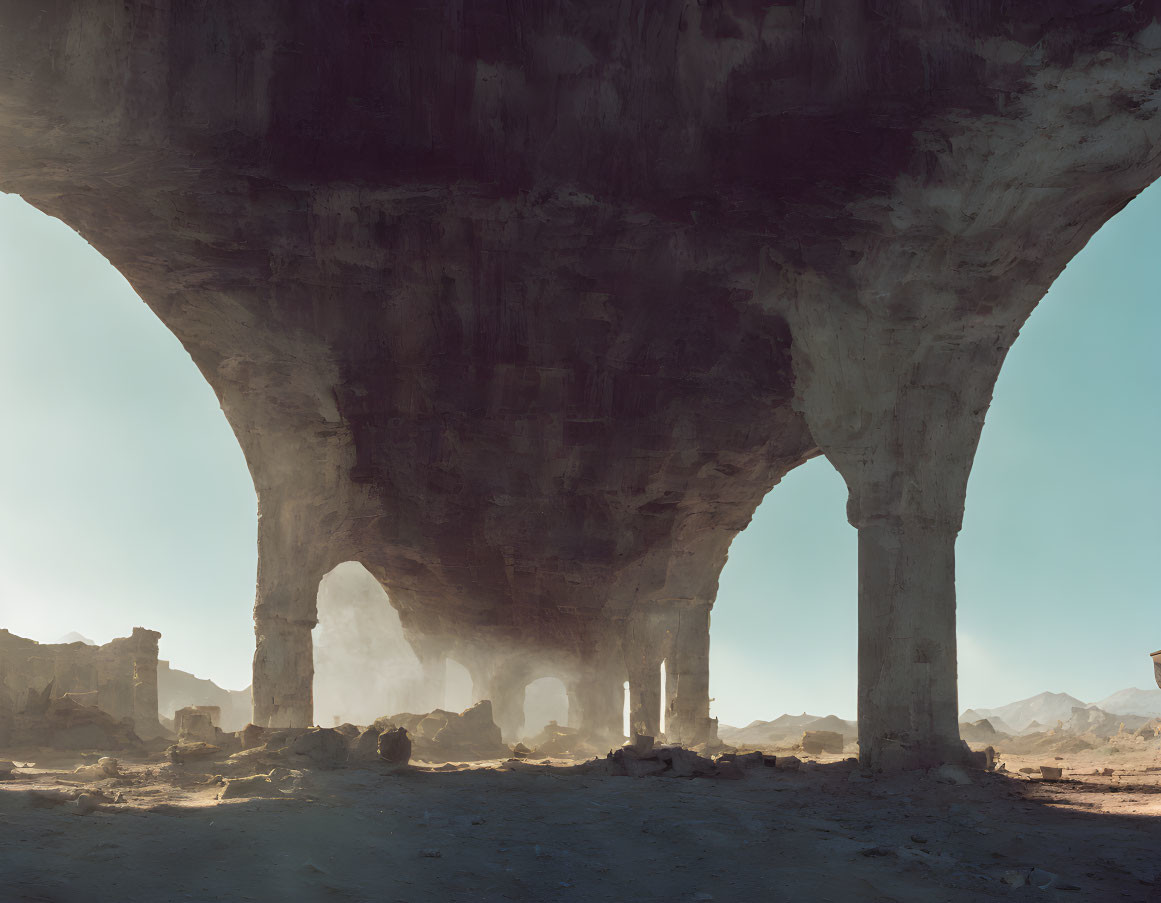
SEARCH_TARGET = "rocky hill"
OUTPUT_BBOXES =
[157,661,251,733]
[719,714,857,748]
[1094,688,1161,718]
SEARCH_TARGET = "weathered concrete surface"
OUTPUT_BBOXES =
[1,2,1159,766]
[0,628,161,740]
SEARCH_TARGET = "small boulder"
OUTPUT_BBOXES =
[73,757,120,782]
[656,745,716,777]
[933,763,972,785]
[349,728,381,764]
[290,728,349,769]
[802,730,844,755]
[239,723,269,750]
[377,727,412,765]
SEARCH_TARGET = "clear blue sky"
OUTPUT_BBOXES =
[1,184,1158,727]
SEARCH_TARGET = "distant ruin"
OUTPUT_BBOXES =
[0,628,162,741]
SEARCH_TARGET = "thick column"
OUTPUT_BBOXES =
[419,653,447,713]
[855,513,963,770]
[572,631,626,745]
[666,603,716,746]
[128,627,162,738]
[1152,651,1161,690]
[487,666,530,743]
[624,610,671,739]
[627,662,662,739]
[251,504,329,729]
[253,616,316,728]
[573,674,624,745]
[783,291,1009,770]
[466,654,530,742]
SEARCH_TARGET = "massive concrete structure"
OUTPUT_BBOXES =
[1,1,1158,769]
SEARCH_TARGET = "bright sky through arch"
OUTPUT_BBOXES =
[0,183,1158,725]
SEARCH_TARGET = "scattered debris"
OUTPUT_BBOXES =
[167,741,222,764]
[73,756,120,782]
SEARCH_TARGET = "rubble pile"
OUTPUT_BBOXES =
[11,695,141,751]
[517,721,600,760]
[602,735,799,779]
[376,701,509,763]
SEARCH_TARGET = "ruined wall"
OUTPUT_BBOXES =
[0,628,162,738]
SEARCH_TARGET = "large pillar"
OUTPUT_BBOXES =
[783,287,1010,770]
[128,627,162,738]
[251,505,329,729]
[465,653,531,742]
[253,616,316,728]
[573,673,624,745]
[418,653,447,713]
[572,629,626,745]
[624,610,671,739]
[405,632,448,713]
[487,666,531,743]
[1152,651,1161,690]
[665,603,716,746]
[627,661,662,739]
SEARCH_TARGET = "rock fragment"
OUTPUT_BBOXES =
[167,742,221,764]
[801,731,844,755]
[377,727,412,765]
[290,728,349,769]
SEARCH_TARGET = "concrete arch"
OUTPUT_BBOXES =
[2,4,1159,769]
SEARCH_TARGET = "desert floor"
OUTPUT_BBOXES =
[1,745,1160,903]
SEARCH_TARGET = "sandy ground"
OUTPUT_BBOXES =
[2,745,1160,903]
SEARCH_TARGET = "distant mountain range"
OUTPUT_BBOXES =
[721,687,1161,746]
[1093,687,1161,718]
[718,713,857,747]
[962,688,1161,734]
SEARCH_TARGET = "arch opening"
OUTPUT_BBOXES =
[444,658,474,713]
[622,680,631,739]
[659,659,667,737]
[521,676,569,741]
[0,192,256,693]
[312,561,422,727]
